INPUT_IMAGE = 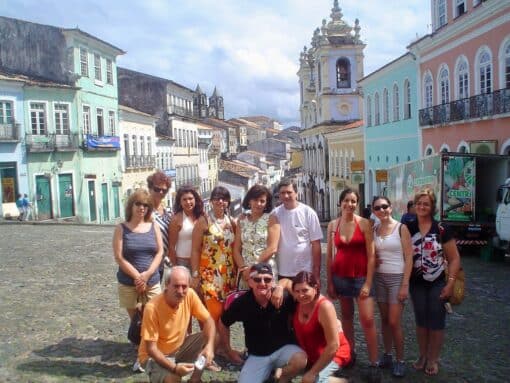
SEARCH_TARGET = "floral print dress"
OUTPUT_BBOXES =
[199,214,237,302]
[239,213,277,289]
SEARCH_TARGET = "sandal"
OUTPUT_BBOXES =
[205,360,222,372]
[412,356,426,371]
[424,361,439,376]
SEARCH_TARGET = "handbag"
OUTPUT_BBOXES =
[127,294,148,345]
[224,270,248,311]
[445,267,465,305]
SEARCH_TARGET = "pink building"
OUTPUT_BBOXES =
[410,0,510,155]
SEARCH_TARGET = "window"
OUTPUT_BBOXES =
[30,103,46,135]
[123,134,130,156]
[140,136,145,156]
[132,135,138,155]
[374,92,380,125]
[0,101,13,124]
[383,88,389,123]
[438,0,447,28]
[478,49,492,94]
[366,96,372,127]
[54,103,70,135]
[503,41,510,89]
[439,66,450,104]
[424,73,433,108]
[393,84,400,121]
[94,53,102,81]
[147,136,152,156]
[455,58,469,99]
[455,0,466,17]
[317,61,322,91]
[80,48,88,77]
[106,59,113,85]
[83,106,91,135]
[96,108,104,136]
[336,58,351,88]
[404,79,411,119]
[108,111,115,135]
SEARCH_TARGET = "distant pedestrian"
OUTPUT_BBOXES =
[22,194,32,221]
[16,194,24,221]
[400,200,417,227]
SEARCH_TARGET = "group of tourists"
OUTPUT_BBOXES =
[112,170,461,383]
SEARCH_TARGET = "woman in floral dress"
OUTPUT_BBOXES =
[233,184,280,289]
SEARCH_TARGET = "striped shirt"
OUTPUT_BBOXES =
[152,209,172,256]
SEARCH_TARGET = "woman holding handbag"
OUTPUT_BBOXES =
[408,188,461,376]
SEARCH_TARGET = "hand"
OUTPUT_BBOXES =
[174,362,194,376]
[135,282,146,294]
[439,283,454,300]
[242,268,251,282]
[398,285,409,302]
[302,370,317,383]
[139,271,150,283]
[270,285,284,309]
[359,283,371,299]
[201,345,214,366]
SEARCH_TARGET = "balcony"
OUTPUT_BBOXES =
[126,155,156,169]
[419,87,510,126]
[174,177,201,189]
[26,134,55,152]
[0,123,20,142]
[169,105,193,118]
[82,134,120,151]
[55,133,79,151]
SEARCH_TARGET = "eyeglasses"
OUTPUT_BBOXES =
[152,186,168,194]
[373,204,390,211]
[252,276,273,284]
[134,201,149,208]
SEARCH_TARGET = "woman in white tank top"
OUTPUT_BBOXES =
[168,186,204,270]
[372,196,413,377]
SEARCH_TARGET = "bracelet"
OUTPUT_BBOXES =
[448,276,455,281]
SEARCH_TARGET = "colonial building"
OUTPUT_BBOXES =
[194,85,224,120]
[297,1,366,220]
[410,0,510,156]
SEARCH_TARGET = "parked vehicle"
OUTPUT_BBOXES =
[386,153,510,253]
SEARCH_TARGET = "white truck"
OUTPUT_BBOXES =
[386,153,510,256]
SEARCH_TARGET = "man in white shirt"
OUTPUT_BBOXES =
[272,179,323,281]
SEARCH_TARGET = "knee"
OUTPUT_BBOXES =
[289,351,308,371]
[359,315,376,330]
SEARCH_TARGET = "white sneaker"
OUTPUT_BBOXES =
[132,359,145,373]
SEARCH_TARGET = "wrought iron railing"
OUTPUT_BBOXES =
[25,134,55,152]
[55,133,79,151]
[0,123,20,141]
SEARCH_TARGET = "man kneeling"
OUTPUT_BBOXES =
[139,265,215,383]
[219,263,307,382]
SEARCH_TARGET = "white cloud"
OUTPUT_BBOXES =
[2,0,430,126]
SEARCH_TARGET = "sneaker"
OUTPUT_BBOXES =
[378,353,393,368]
[367,364,382,383]
[392,360,406,377]
[132,359,145,373]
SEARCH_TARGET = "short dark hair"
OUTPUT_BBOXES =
[147,171,171,190]
[278,178,297,193]
[242,184,273,213]
[373,196,391,207]
[211,186,231,207]
[292,271,320,298]
[339,188,360,205]
[173,185,204,219]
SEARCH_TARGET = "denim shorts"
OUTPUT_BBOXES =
[332,275,375,298]
[410,276,446,330]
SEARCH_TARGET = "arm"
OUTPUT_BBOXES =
[258,215,280,263]
[398,224,413,302]
[232,216,247,269]
[198,315,216,366]
[311,240,321,281]
[167,213,181,265]
[301,300,340,383]
[270,277,292,308]
[326,220,337,299]
[112,224,141,281]
[190,216,207,289]
[440,239,461,300]
[147,340,194,377]
[360,217,375,298]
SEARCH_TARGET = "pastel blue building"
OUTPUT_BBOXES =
[0,74,28,218]
[359,52,421,203]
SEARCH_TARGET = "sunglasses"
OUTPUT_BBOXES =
[252,276,273,284]
[373,204,390,211]
[134,201,149,208]
[152,186,168,194]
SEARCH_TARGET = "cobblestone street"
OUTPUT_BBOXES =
[0,223,509,382]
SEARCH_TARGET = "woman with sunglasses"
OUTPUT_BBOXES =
[146,171,172,282]
[371,196,413,377]
[191,186,238,364]
[408,189,460,376]
[326,188,380,383]
[233,184,280,289]
[112,189,163,371]
[168,185,204,270]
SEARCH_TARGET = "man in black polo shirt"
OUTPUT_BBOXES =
[219,263,306,383]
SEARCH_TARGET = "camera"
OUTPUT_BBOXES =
[194,355,206,370]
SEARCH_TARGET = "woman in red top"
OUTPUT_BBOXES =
[326,189,380,382]
[292,271,350,383]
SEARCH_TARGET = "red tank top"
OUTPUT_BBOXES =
[332,218,368,278]
[293,296,351,367]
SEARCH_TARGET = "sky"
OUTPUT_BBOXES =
[2,0,431,127]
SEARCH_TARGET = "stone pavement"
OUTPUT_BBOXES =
[0,223,509,382]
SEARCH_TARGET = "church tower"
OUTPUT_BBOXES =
[209,87,224,120]
[298,0,365,129]
[193,84,208,119]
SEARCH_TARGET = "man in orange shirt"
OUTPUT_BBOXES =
[139,265,215,383]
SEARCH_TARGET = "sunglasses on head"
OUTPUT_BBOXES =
[152,186,168,194]
[252,276,273,284]
[373,204,390,211]
[134,201,149,208]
